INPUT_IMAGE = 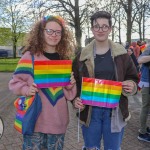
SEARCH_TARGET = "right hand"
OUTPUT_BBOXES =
[74,97,85,110]
[28,83,38,96]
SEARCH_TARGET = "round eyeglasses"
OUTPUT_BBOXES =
[92,24,110,32]
[44,29,62,36]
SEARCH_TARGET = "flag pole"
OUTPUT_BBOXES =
[78,108,80,142]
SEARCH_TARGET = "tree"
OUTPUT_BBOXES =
[119,0,133,44]
[0,28,11,46]
[43,0,103,51]
[0,0,27,58]
[134,0,150,41]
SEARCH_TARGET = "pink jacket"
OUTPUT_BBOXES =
[9,51,77,134]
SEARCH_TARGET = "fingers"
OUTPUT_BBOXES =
[28,83,38,96]
[122,81,134,93]
[74,97,85,110]
[65,72,76,90]
[70,72,76,85]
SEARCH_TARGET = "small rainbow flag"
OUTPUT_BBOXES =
[34,60,72,88]
[140,44,146,53]
[80,77,122,108]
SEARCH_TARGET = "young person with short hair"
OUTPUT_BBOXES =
[72,11,138,150]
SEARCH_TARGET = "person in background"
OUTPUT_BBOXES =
[125,41,130,50]
[127,46,139,73]
[9,15,76,149]
[137,46,150,142]
[140,41,147,53]
[72,11,138,150]
[131,41,140,59]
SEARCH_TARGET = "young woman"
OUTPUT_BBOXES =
[9,15,76,150]
[72,11,138,150]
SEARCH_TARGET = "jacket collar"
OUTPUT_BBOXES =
[80,39,127,61]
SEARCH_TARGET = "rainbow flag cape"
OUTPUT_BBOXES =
[80,77,122,108]
[34,60,72,88]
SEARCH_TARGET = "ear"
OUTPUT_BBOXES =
[108,26,112,34]
[91,27,94,34]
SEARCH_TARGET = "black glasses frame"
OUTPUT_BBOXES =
[44,29,62,36]
[92,24,110,32]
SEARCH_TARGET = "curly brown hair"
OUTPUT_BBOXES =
[23,16,76,59]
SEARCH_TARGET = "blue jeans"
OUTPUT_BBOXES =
[81,107,124,150]
[23,132,65,150]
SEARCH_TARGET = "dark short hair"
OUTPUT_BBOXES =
[90,11,112,27]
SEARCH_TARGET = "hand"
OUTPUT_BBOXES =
[73,97,85,110]
[122,81,134,93]
[70,72,76,85]
[65,72,76,90]
[28,83,38,96]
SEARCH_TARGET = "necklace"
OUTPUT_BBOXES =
[93,42,109,59]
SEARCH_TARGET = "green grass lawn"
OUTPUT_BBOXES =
[0,58,19,72]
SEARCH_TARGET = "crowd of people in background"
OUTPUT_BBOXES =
[125,40,149,73]
[125,39,150,143]
[125,40,147,58]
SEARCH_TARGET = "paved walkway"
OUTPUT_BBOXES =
[0,72,149,150]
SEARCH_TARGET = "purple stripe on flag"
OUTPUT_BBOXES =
[82,100,119,108]
[37,82,70,88]
[16,114,24,121]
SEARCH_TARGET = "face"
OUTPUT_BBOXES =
[127,49,133,55]
[44,21,62,49]
[91,18,111,42]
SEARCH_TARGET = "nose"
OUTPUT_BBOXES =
[51,31,57,36]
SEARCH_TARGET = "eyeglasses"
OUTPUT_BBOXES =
[92,24,110,32]
[44,29,62,36]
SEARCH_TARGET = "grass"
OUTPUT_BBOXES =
[0,58,19,72]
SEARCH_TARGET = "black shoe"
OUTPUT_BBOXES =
[146,127,150,134]
[138,133,150,142]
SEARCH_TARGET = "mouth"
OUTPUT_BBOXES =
[50,39,58,42]
[97,33,105,36]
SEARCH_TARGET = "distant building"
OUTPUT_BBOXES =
[0,46,22,57]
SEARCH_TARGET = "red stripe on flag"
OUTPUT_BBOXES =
[34,60,72,65]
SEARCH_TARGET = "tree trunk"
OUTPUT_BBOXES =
[74,0,82,53]
[13,36,17,58]
[142,4,145,40]
[126,0,132,44]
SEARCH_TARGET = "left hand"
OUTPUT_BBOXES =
[122,80,134,93]
[65,72,76,90]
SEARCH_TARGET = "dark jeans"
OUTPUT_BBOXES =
[23,132,65,150]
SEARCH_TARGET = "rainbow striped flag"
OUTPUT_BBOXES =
[80,77,122,108]
[34,60,72,88]
[140,44,146,53]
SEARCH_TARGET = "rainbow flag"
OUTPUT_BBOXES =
[140,44,146,53]
[80,77,122,108]
[34,60,72,88]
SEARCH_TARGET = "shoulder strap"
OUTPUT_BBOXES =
[31,55,34,79]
